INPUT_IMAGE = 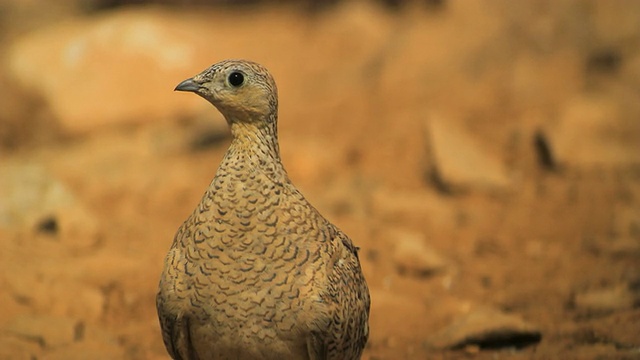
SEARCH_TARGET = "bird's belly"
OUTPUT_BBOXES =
[175,252,318,359]
[189,320,309,360]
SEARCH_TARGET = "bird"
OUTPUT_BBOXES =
[156,59,370,360]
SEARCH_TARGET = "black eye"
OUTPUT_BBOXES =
[228,72,244,87]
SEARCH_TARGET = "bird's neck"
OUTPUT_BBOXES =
[222,118,287,183]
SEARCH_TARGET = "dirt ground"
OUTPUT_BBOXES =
[0,0,639,359]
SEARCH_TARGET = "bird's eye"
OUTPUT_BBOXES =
[228,72,244,87]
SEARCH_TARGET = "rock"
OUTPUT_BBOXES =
[573,284,637,313]
[426,116,512,193]
[3,6,312,136]
[40,340,125,360]
[384,228,449,277]
[3,264,105,322]
[5,8,207,134]
[371,187,457,228]
[0,163,73,228]
[546,95,640,167]
[0,73,60,150]
[5,315,81,348]
[0,335,42,360]
[3,10,202,135]
[48,282,106,322]
[0,162,100,247]
[607,238,640,257]
[428,305,541,349]
[80,325,121,348]
[11,282,102,323]
[63,252,143,288]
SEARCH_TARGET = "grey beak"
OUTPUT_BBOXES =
[175,78,200,92]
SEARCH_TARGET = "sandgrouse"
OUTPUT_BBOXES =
[157,60,370,360]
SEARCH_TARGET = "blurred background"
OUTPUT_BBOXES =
[0,0,639,358]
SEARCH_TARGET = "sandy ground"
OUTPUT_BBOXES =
[0,1,639,359]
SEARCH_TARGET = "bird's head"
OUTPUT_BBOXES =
[175,59,278,125]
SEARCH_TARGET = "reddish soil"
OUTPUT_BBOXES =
[0,1,639,359]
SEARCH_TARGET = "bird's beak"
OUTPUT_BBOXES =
[174,78,201,92]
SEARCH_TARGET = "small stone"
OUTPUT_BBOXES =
[371,187,456,228]
[546,95,640,167]
[588,236,640,258]
[428,305,541,349]
[425,116,512,193]
[574,284,637,313]
[67,252,142,288]
[0,163,73,229]
[49,282,106,322]
[6,279,105,323]
[40,340,125,360]
[6,315,81,348]
[0,162,100,248]
[608,238,640,256]
[385,228,449,277]
[0,335,42,360]
[36,215,59,235]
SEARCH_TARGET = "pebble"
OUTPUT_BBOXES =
[573,284,637,313]
[426,116,512,193]
[428,305,541,349]
[385,228,449,277]
[5,314,81,348]
[545,95,640,167]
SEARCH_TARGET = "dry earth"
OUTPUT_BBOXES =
[0,1,639,359]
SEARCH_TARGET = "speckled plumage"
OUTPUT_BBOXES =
[157,60,370,360]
